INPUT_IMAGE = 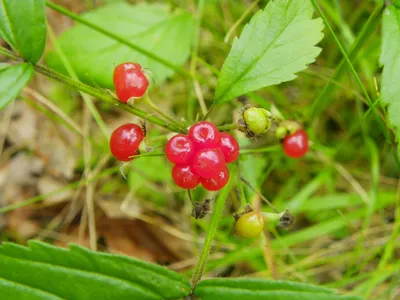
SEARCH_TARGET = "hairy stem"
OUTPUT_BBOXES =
[0,46,185,133]
[191,177,232,287]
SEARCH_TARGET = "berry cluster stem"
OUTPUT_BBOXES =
[217,123,238,132]
[0,46,186,133]
[142,94,186,131]
[191,176,232,287]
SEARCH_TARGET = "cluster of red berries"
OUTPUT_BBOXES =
[165,121,239,191]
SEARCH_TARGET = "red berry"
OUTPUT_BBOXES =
[201,166,229,191]
[283,129,309,158]
[192,148,225,178]
[188,121,220,149]
[172,165,200,189]
[165,134,195,165]
[113,62,149,102]
[110,123,144,161]
[219,132,240,163]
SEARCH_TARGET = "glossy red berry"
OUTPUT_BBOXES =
[110,123,144,161]
[219,132,240,163]
[192,148,225,178]
[201,166,229,191]
[113,62,149,102]
[188,121,220,149]
[283,129,309,158]
[165,134,195,165]
[172,165,200,189]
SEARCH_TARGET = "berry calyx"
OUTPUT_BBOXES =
[201,166,229,191]
[192,148,226,179]
[165,134,195,165]
[283,129,309,158]
[113,62,149,102]
[243,107,271,135]
[218,132,240,163]
[172,165,200,189]
[235,211,265,238]
[188,121,220,149]
[110,123,144,161]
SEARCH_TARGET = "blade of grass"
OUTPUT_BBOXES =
[199,192,396,274]
[0,166,119,214]
[310,0,400,170]
[308,1,383,118]
[23,87,84,137]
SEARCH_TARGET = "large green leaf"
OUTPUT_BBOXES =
[193,279,362,300]
[0,63,33,109]
[0,0,46,64]
[380,6,400,153]
[215,0,323,104]
[46,3,194,88]
[0,240,191,300]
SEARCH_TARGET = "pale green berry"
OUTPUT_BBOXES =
[235,211,264,238]
[275,126,288,140]
[243,107,268,134]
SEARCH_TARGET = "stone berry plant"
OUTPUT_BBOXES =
[111,62,309,193]
[0,0,386,298]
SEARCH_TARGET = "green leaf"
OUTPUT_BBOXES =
[194,278,363,300]
[0,240,191,300]
[0,0,46,64]
[380,6,400,154]
[215,0,324,104]
[46,3,194,88]
[0,63,33,109]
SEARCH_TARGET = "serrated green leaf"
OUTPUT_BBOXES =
[46,3,194,88]
[0,278,62,300]
[380,6,400,154]
[215,0,324,104]
[194,278,362,300]
[0,63,33,109]
[0,240,191,300]
[0,0,46,64]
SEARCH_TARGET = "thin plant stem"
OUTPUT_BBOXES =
[310,0,400,169]
[191,177,232,286]
[202,102,216,120]
[0,46,185,133]
[224,0,260,43]
[47,23,109,139]
[142,94,185,131]
[239,144,281,154]
[240,177,278,213]
[217,123,238,131]
[190,0,208,116]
